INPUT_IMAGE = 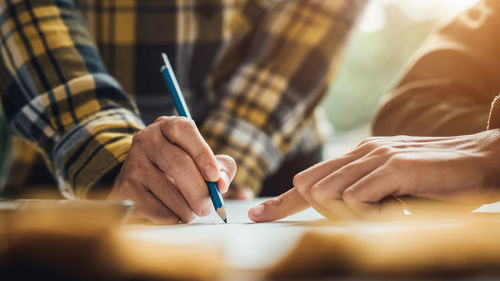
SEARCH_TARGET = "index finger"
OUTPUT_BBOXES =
[160,117,220,182]
[248,188,309,222]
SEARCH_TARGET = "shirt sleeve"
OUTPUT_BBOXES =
[373,0,500,137]
[0,0,144,198]
[200,0,365,193]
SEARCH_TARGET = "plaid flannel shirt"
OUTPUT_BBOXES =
[0,0,364,198]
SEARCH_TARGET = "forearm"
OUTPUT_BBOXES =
[374,1,500,137]
[373,80,490,137]
[0,0,144,198]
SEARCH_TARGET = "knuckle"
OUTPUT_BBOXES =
[358,138,371,147]
[358,137,377,147]
[342,187,357,203]
[387,155,407,169]
[132,130,149,146]
[193,146,213,164]
[360,137,389,150]
[154,116,168,123]
[310,184,325,203]
[334,166,349,178]
[372,145,393,155]
[296,184,311,198]
[170,118,196,139]
[293,172,306,189]
[167,151,191,170]
[263,197,284,209]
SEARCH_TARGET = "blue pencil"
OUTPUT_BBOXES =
[160,53,227,224]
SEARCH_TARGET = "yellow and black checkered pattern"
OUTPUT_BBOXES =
[1,0,364,197]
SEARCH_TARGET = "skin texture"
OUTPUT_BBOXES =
[109,116,237,224]
[249,129,500,222]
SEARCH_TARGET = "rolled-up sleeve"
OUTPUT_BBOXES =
[0,0,144,198]
[373,0,500,137]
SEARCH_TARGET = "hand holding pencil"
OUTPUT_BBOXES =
[107,55,236,224]
[160,53,229,223]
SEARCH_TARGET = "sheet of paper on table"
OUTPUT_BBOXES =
[122,198,327,270]
[122,199,500,271]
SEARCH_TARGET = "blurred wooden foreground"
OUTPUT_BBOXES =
[270,215,500,279]
[0,200,223,281]
[2,199,500,281]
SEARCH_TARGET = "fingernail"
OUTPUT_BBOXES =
[250,205,265,217]
[204,165,219,181]
[221,172,230,186]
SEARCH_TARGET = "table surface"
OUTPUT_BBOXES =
[123,198,326,270]
[122,199,500,272]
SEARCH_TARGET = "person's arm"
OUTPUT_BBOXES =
[0,0,144,198]
[247,1,500,222]
[0,1,238,224]
[249,129,500,222]
[373,0,500,137]
[200,0,366,194]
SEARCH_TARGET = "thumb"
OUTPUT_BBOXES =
[248,188,310,222]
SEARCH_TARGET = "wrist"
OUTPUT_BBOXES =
[87,163,123,199]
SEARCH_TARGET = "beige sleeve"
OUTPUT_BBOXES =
[373,0,500,137]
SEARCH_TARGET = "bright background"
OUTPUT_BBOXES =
[322,0,479,156]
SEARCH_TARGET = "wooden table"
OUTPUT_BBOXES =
[121,199,500,281]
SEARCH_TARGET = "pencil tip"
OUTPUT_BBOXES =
[216,207,227,224]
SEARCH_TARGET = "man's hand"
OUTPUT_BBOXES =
[249,130,500,222]
[108,116,236,224]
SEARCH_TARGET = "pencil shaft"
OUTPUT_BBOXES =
[160,53,227,223]
[161,53,191,119]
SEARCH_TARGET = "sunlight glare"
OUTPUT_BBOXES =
[359,0,481,33]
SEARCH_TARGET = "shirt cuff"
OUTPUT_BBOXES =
[200,110,283,194]
[488,95,500,130]
[54,108,144,199]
